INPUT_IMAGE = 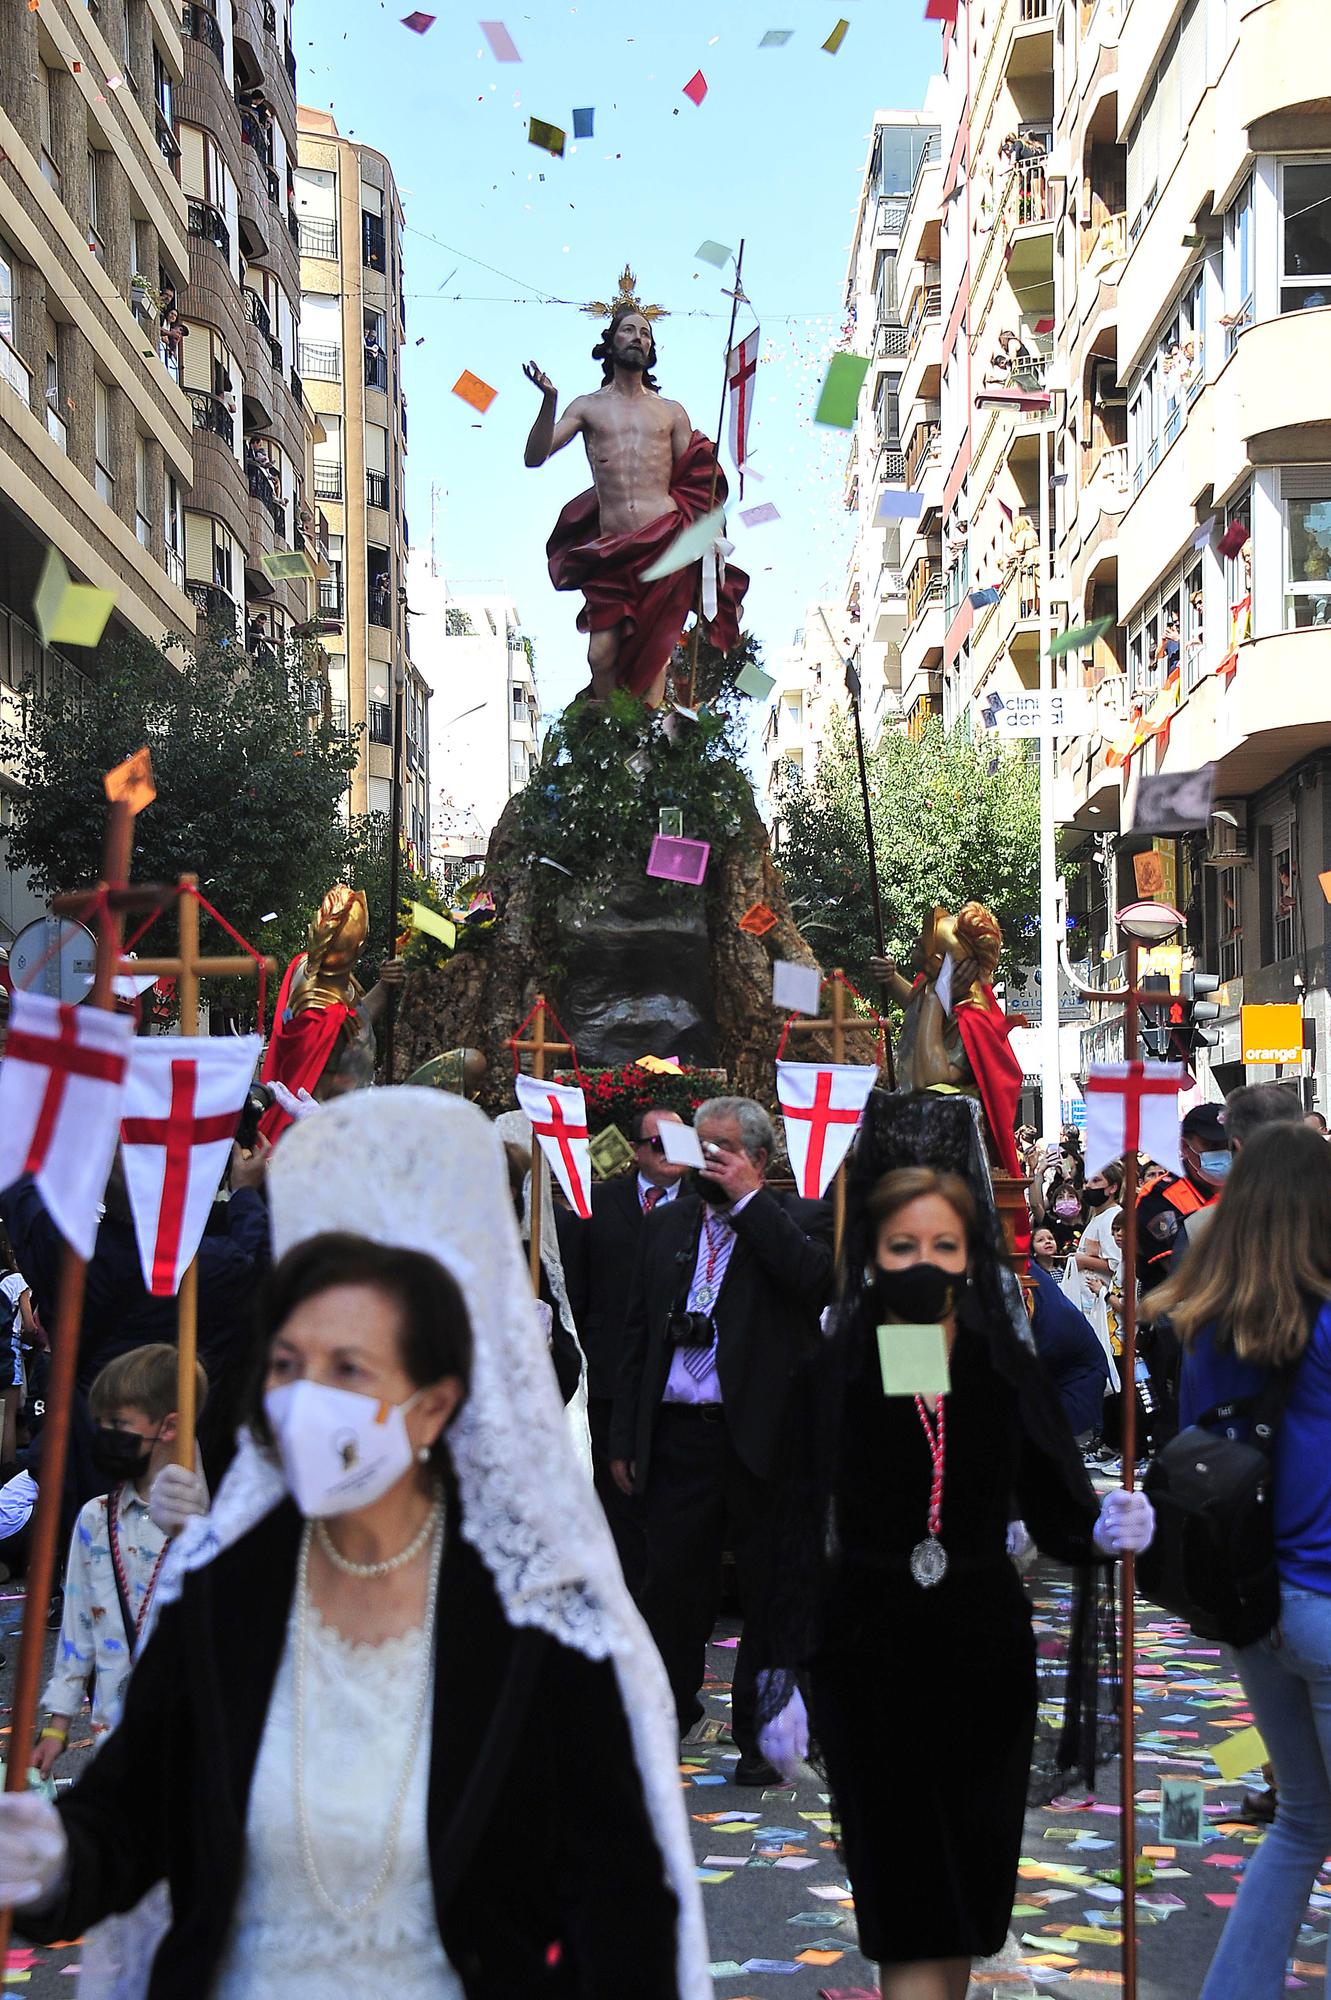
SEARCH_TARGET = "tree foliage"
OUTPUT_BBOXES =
[0,629,360,1018]
[775,713,1043,991]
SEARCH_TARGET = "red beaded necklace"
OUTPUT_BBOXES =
[910,1393,948,1587]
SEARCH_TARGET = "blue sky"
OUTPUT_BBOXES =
[300,1,941,715]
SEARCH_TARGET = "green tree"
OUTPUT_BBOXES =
[0,627,359,1021]
[775,713,1043,991]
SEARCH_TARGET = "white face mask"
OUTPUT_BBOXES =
[264,1379,424,1518]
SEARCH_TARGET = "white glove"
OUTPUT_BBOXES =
[148,1462,209,1536]
[268,1080,320,1122]
[1005,1518,1035,1565]
[1093,1487,1156,1557]
[756,1682,809,1784]
[0,1793,67,1909]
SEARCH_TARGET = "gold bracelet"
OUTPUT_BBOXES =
[38,1726,66,1745]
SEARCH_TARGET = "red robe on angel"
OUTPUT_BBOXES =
[545,431,749,699]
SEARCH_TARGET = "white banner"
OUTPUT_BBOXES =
[119,1036,261,1297]
[775,1060,878,1200]
[0,990,134,1258]
[514,1074,593,1220]
[988,689,1097,739]
[1084,1060,1186,1178]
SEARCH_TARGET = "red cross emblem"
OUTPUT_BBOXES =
[1085,1062,1179,1157]
[783,1070,864,1198]
[530,1094,591,1219]
[6,1006,129,1175]
[120,1059,242,1294]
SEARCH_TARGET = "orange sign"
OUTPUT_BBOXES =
[1241,1003,1305,1067]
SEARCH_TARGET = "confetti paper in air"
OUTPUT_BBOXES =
[401,10,435,29]
[647,834,710,885]
[1211,1725,1267,1782]
[1048,616,1114,656]
[738,903,778,936]
[259,550,315,581]
[968,586,1001,608]
[877,1323,950,1397]
[877,489,925,520]
[925,0,961,20]
[772,960,821,1015]
[1217,519,1250,560]
[735,662,775,701]
[759,28,794,45]
[739,502,780,528]
[813,353,871,429]
[695,239,734,267]
[1320,868,1331,905]
[104,746,156,815]
[588,1123,634,1178]
[640,507,726,582]
[408,903,456,948]
[32,547,116,649]
[572,107,595,138]
[682,70,708,106]
[452,369,498,413]
[659,807,684,838]
[528,117,566,157]
[821,18,850,52]
[479,18,520,59]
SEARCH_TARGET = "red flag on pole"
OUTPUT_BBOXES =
[0,990,134,1256]
[119,1036,261,1295]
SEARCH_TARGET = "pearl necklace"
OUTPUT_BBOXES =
[314,1499,438,1578]
[293,1497,444,1921]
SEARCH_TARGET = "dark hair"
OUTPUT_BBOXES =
[592,309,659,389]
[1224,1081,1303,1149]
[866,1165,978,1243]
[91,1342,208,1428]
[630,1104,678,1144]
[248,1233,473,1474]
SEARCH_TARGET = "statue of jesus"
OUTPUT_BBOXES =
[524,302,748,707]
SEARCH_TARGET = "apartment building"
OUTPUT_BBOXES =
[761,601,864,838]
[408,563,539,892]
[0,0,197,938]
[840,113,941,740]
[295,108,429,858]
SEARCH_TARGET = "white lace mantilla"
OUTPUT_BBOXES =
[149,1091,710,1999]
[212,1606,461,2000]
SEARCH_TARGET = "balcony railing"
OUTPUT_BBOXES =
[362,214,387,273]
[368,700,392,743]
[187,580,236,628]
[297,216,337,260]
[182,4,225,65]
[874,318,907,361]
[239,107,273,169]
[905,418,942,489]
[187,197,230,260]
[155,109,181,178]
[905,283,942,352]
[876,193,909,238]
[268,332,283,372]
[289,363,303,403]
[297,339,340,381]
[1019,0,1051,19]
[318,575,343,615]
[263,0,276,29]
[284,35,297,90]
[366,470,389,509]
[189,388,234,447]
[364,350,388,392]
[243,288,272,339]
[906,562,942,627]
[313,461,342,500]
[875,442,906,485]
[266,165,281,205]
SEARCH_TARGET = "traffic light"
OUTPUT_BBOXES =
[1172,969,1222,1060]
[1140,973,1173,1060]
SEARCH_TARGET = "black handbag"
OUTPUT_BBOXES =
[1137,1372,1294,1648]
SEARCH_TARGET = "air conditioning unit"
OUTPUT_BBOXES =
[1205,799,1250,864]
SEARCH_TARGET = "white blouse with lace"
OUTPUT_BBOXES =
[212,1604,463,1999]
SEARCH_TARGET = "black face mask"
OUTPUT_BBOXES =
[91,1427,155,1485]
[1084,1186,1111,1207]
[873,1262,961,1324]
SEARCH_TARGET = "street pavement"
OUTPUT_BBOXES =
[2,1572,1328,1997]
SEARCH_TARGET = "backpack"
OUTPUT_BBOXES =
[1136,1372,1294,1648]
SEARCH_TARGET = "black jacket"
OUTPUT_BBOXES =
[609,1186,833,1486]
[559,1174,669,1402]
[22,1502,679,1997]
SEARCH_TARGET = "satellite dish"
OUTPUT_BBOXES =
[8,917,98,1003]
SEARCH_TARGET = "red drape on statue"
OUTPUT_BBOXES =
[546,430,749,698]
[954,990,1024,1180]
[258,955,352,1143]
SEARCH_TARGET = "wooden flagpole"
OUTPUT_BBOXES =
[0,801,135,1960]
[508,996,575,1295]
[779,970,884,1263]
[384,662,406,1084]
[686,238,747,710]
[117,874,275,1463]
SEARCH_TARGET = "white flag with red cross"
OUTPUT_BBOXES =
[119,1036,262,1296]
[514,1074,592,1220]
[1084,1061,1186,1179]
[726,323,761,486]
[0,990,135,1258]
[776,1061,878,1200]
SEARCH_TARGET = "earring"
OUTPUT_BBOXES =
[417,1445,431,1464]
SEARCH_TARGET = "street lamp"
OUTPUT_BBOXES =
[1117,900,1185,945]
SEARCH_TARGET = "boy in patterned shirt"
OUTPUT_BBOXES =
[33,1344,207,1775]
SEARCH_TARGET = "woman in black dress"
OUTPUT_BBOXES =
[760,1147,1153,2000]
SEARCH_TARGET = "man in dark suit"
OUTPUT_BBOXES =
[558,1105,690,1593]
[609,1096,833,1783]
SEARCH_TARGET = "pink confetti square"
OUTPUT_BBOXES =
[401,10,435,29]
[479,18,521,60]
[682,69,708,106]
[647,835,710,885]
[739,502,780,528]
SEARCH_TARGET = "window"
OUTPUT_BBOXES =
[1282,468,1331,629]
[164,471,184,586]
[1218,866,1241,984]
[362,207,386,273]
[1281,160,1331,313]
[134,435,151,546]
[94,378,114,505]
[1223,176,1254,351]
[44,317,65,448]
[87,147,104,261]
[1224,485,1252,638]
[1183,556,1205,687]
[212,528,232,594]
[39,66,60,193]
[1126,0,1204,242]
[1273,827,1295,964]
[0,234,15,350]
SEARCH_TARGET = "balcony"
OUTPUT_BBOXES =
[263,0,276,28]
[1010,0,1054,78]
[289,363,304,404]
[182,3,225,66]
[284,35,297,91]
[318,574,343,615]
[243,288,272,340]
[906,560,942,629]
[297,339,340,381]
[238,106,273,170]
[297,217,337,261]
[187,198,230,262]
[904,283,942,353]
[874,317,907,363]
[313,461,343,501]
[368,700,392,743]
[366,470,389,510]
[904,416,942,491]
[362,213,387,274]
[187,580,237,630]
[364,349,388,392]
[154,110,181,180]
[189,388,235,448]
[874,440,906,486]
[876,193,909,240]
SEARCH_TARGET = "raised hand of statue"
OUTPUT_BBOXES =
[946,954,987,1000]
[523,361,556,398]
[871,955,915,1009]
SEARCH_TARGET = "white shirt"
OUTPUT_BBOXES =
[637,1174,680,1210]
[213,1604,462,2000]
[661,1192,758,1406]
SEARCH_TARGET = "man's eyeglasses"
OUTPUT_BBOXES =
[638,1135,666,1153]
